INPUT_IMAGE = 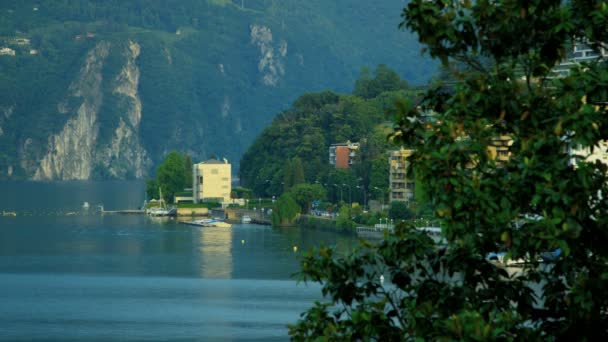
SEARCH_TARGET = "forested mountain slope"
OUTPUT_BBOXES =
[0,0,434,180]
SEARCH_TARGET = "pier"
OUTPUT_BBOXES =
[100,210,145,215]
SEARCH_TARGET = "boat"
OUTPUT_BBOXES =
[181,218,232,228]
[147,187,176,217]
[148,207,176,217]
[241,215,252,224]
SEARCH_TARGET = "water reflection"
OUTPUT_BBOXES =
[195,227,233,279]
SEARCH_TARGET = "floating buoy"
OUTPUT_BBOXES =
[293,246,298,252]
[241,240,245,245]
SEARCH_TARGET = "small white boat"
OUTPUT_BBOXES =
[147,187,176,217]
[241,215,252,224]
[181,218,231,228]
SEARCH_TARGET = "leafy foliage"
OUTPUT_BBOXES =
[283,158,306,192]
[335,204,355,231]
[289,183,326,214]
[291,0,608,340]
[388,201,413,221]
[271,192,300,227]
[231,186,252,199]
[353,64,410,99]
[145,151,191,203]
[240,66,420,203]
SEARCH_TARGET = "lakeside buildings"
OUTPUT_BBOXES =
[389,148,415,203]
[551,40,607,78]
[192,159,231,203]
[553,41,608,166]
[329,141,359,169]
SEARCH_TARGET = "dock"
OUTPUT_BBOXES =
[100,210,145,215]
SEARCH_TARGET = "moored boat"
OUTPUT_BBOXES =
[181,218,231,228]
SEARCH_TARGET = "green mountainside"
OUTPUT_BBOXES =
[0,0,434,180]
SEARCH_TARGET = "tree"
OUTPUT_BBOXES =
[283,157,306,192]
[289,183,326,214]
[335,204,356,232]
[353,64,409,99]
[291,0,608,340]
[368,157,389,200]
[146,151,190,203]
[388,201,413,221]
[231,187,253,200]
[272,193,301,227]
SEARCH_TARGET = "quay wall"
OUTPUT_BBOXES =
[177,208,209,217]
[224,208,271,225]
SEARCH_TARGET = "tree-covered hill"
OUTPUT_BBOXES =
[240,65,420,201]
[0,0,435,180]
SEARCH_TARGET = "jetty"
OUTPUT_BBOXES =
[97,204,145,215]
[100,209,145,215]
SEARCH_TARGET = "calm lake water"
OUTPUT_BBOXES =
[0,181,356,341]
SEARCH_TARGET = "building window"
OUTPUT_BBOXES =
[211,169,219,175]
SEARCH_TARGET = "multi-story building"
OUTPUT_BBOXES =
[487,135,513,166]
[192,158,232,203]
[570,140,608,166]
[329,141,359,169]
[551,40,608,166]
[551,40,607,78]
[389,148,415,203]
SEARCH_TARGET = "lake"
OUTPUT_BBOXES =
[0,181,356,340]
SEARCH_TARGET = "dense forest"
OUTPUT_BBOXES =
[0,0,435,180]
[240,65,421,205]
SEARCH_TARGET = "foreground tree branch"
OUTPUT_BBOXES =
[291,0,608,340]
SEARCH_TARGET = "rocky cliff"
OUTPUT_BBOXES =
[33,41,150,180]
[0,0,435,180]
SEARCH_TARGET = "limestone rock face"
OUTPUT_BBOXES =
[98,40,150,179]
[250,24,287,86]
[33,41,150,180]
[34,42,109,180]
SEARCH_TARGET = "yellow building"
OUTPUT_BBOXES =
[193,159,232,203]
[487,135,513,165]
[389,148,415,203]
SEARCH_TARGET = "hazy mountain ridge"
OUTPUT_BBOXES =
[0,0,435,180]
